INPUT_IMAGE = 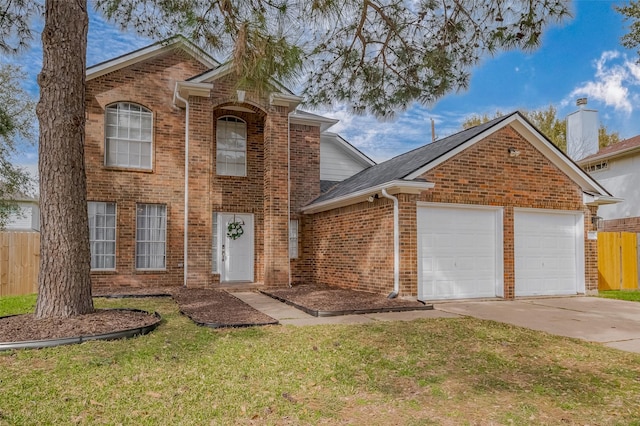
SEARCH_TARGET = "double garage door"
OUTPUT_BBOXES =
[417,204,584,300]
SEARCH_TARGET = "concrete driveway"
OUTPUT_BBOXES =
[435,297,640,353]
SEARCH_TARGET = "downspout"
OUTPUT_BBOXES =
[174,86,189,288]
[380,188,399,299]
[287,111,292,287]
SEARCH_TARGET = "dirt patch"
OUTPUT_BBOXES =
[262,284,432,316]
[0,309,158,343]
[173,288,278,328]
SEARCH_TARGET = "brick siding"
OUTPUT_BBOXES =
[310,125,599,298]
[86,51,319,291]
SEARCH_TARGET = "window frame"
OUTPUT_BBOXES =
[216,115,247,177]
[88,201,117,271]
[289,219,299,259]
[104,102,154,170]
[135,203,167,270]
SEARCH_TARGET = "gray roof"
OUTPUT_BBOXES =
[312,113,516,204]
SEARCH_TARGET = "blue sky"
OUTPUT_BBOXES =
[5,0,640,174]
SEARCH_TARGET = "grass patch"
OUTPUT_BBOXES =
[1,295,640,424]
[599,290,640,302]
[0,293,37,316]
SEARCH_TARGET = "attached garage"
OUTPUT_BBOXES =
[417,204,503,300]
[514,209,585,296]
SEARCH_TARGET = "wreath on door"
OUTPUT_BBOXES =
[227,217,245,240]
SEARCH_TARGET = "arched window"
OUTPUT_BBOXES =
[105,102,153,169]
[216,116,246,176]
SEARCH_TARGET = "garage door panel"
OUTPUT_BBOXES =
[514,210,583,297]
[417,205,502,300]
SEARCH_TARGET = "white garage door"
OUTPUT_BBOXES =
[417,204,503,300]
[514,210,584,296]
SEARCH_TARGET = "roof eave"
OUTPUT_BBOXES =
[173,81,214,107]
[583,193,624,206]
[577,145,640,165]
[87,37,218,81]
[301,180,435,214]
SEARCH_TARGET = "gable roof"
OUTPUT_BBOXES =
[87,35,219,80]
[302,112,615,214]
[578,135,640,165]
[321,132,376,167]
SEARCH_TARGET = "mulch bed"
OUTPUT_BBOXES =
[173,288,278,328]
[92,286,177,298]
[0,309,159,343]
[261,284,433,317]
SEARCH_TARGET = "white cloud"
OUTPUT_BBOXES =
[568,50,640,114]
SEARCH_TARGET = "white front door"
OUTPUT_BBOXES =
[216,213,254,282]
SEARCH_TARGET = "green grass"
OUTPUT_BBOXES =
[0,293,37,316]
[598,290,640,302]
[2,295,640,424]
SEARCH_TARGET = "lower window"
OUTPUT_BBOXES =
[136,203,167,269]
[88,202,116,270]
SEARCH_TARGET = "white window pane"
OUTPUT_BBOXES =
[105,103,152,169]
[136,203,166,269]
[88,202,116,270]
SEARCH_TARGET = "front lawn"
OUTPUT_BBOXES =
[1,295,640,424]
[599,290,640,302]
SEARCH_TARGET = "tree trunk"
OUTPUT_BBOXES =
[35,0,93,318]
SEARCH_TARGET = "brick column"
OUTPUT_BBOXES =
[503,206,515,299]
[263,106,290,287]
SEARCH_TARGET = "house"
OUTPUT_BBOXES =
[2,192,39,232]
[84,37,615,300]
[577,135,640,232]
[84,36,371,290]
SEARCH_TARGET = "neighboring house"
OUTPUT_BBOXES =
[577,135,640,232]
[84,37,615,300]
[2,193,39,232]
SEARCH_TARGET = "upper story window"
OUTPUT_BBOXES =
[585,161,608,173]
[216,116,246,176]
[105,102,153,169]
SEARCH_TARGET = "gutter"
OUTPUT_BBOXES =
[380,189,400,299]
[301,180,435,214]
[173,86,190,287]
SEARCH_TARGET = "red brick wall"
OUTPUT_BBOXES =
[310,200,395,293]
[309,125,599,297]
[603,217,640,232]
[86,52,317,291]
[290,124,321,284]
[86,50,209,291]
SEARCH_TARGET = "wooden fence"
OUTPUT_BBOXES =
[0,231,39,297]
[598,232,639,291]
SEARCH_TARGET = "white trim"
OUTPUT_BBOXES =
[513,207,585,296]
[578,145,640,165]
[404,114,612,197]
[301,180,435,214]
[87,37,218,81]
[270,93,302,109]
[583,192,623,206]
[173,81,213,107]
[289,110,339,132]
